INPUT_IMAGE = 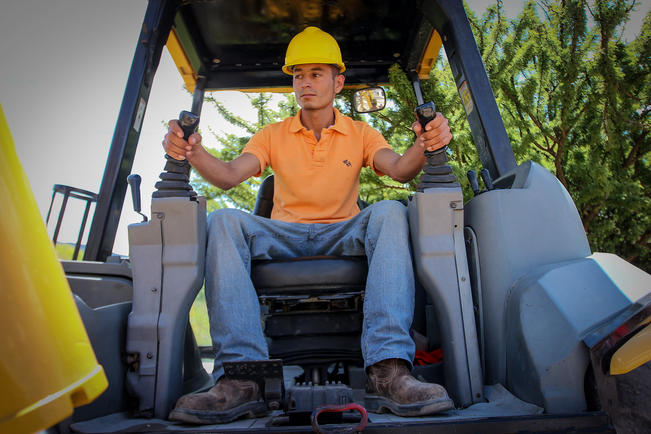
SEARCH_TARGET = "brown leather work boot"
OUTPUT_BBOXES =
[169,378,267,424]
[365,358,454,416]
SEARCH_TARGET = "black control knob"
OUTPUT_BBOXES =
[127,174,148,222]
[467,170,480,196]
[480,168,494,191]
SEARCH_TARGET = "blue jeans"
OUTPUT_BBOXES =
[205,200,416,378]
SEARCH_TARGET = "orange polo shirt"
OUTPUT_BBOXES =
[243,108,391,223]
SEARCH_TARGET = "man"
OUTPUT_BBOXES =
[164,27,454,424]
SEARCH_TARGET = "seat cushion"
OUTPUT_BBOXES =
[265,312,363,338]
[251,256,367,296]
[269,335,363,365]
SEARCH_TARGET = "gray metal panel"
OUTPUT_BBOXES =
[126,216,164,415]
[64,259,133,309]
[67,275,132,309]
[464,161,591,385]
[464,227,485,375]
[408,188,483,407]
[69,385,549,433]
[126,195,209,419]
[586,253,651,305]
[583,253,651,347]
[504,254,651,413]
[62,259,132,278]
[154,196,208,418]
[73,297,132,421]
[60,260,134,421]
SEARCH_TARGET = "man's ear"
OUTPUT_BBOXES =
[334,73,345,95]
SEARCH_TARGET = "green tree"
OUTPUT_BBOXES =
[190,0,649,270]
[191,93,299,212]
[467,0,649,270]
[360,64,477,201]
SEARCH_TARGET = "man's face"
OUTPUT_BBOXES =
[292,64,345,111]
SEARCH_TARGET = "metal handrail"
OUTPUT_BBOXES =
[46,184,98,260]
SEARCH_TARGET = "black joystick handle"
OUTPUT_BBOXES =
[127,174,148,222]
[166,110,198,164]
[409,70,440,158]
[409,71,458,191]
[415,101,437,131]
[166,111,199,163]
[127,173,142,211]
[152,110,200,199]
[415,102,440,159]
[179,110,199,141]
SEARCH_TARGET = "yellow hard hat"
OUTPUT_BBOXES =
[282,26,346,75]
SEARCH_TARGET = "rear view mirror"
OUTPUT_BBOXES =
[353,86,386,113]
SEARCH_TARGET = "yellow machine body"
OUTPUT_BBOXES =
[0,104,108,434]
[610,322,651,375]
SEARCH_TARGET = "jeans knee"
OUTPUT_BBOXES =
[207,208,249,235]
[370,200,408,224]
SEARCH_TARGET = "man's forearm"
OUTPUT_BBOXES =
[375,114,451,183]
[389,145,428,183]
[187,148,240,190]
[187,148,260,190]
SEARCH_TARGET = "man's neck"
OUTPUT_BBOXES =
[300,107,336,141]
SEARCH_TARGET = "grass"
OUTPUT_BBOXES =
[190,287,212,347]
[54,243,81,260]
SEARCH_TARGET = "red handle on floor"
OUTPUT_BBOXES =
[311,403,368,433]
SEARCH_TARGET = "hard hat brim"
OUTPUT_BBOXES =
[282,62,346,75]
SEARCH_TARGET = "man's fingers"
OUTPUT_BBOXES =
[422,130,452,150]
[423,113,445,131]
[430,115,448,133]
[421,118,450,141]
[412,121,423,136]
[188,132,202,145]
[166,127,197,148]
[163,144,185,160]
[168,119,184,138]
[414,114,452,152]
[163,120,202,160]
[162,133,186,160]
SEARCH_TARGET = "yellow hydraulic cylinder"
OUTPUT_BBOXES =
[0,104,107,434]
[610,322,651,375]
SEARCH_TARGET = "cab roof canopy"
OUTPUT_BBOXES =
[167,0,443,92]
[84,0,517,261]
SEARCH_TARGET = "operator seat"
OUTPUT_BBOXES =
[250,175,367,380]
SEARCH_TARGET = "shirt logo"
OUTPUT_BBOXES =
[342,159,352,167]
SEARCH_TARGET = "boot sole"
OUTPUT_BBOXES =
[169,400,268,424]
[365,395,454,417]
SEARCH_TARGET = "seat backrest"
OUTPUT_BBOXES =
[252,175,275,218]
[252,175,369,218]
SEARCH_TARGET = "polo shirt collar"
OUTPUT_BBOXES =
[330,108,350,135]
[289,108,351,135]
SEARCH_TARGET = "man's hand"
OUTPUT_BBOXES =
[162,119,204,161]
[412,113,452,152]
[374,112,453,183]
[162,119,260,190]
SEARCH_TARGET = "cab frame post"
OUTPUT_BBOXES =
[85,0,179,261]
[419,0,517,180]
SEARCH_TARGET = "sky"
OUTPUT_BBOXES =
[1,0,648,256]
[0,0,256,255]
